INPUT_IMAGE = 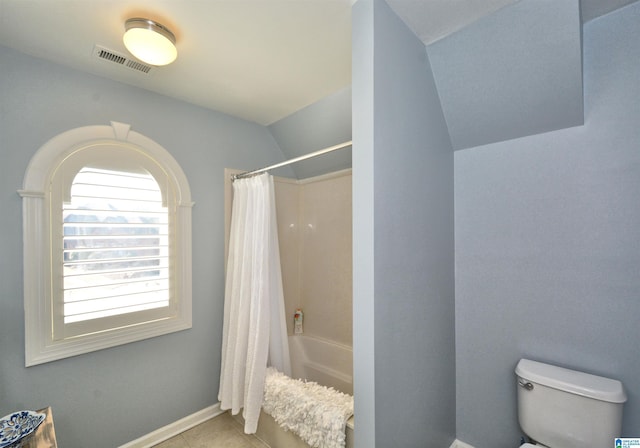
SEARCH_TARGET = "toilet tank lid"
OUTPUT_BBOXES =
[515,359,627,403]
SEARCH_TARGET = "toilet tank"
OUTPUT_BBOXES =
[516,359,626,448]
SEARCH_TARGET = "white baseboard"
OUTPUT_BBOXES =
[119,403,224,448]
[450,439,475,448]
[120,406,470,448]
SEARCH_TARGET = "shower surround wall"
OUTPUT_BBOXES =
[274,170,353,346]
[224,169,353,349]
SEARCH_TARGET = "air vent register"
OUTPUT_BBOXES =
[93,45,153,74]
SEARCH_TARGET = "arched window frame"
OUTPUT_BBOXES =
[19,122,193,367]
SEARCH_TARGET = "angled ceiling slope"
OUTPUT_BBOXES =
[426,0,584,150]
[385,0,519,46]
[268,86,352,179]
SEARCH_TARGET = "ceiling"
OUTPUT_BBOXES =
[0,0,353,126]
[0,0,638,127]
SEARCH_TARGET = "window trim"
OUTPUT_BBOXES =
[19,122,193,367]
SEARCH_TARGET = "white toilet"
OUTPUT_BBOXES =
[516,358,627,448]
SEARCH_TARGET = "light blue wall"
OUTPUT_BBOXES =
[427,0,583,151]
[454,4,640,447]
[0,45,290,448]
[268,85,352,179]
[4,2,637,447]
[352,0,456,446]
[352,0,376,445]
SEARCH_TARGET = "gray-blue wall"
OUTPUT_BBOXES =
[352,0,377,445]
[3,0,639,446]
[454,4,640,447]
[268,85,352,179]
[427,0,584,151]
[352,0,456,446]
[0,45,289,448]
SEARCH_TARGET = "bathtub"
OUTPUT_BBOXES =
[233,335,354,448]
[288,334,353,395]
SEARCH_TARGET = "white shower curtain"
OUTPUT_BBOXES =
[218,173,291,434]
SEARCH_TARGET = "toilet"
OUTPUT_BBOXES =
[515,358,627,448]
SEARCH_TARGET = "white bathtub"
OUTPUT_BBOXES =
[288,334,353,395]
[233,335,354,447]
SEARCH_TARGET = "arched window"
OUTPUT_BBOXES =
[19,122,193,366]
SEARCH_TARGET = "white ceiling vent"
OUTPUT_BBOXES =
[93,45,154,75]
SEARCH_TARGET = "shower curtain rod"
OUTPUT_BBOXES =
[232,140,353,181]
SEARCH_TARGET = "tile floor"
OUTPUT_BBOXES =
[153,412,270,448]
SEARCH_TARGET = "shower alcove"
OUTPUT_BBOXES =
[224,167,354,446]
[224,167,352,355]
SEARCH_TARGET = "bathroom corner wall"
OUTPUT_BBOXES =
[352,0,456,446]
[454,3,640,445]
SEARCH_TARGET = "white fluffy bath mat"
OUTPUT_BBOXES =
[263,367,354,448]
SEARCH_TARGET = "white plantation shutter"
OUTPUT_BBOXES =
[20,123,193,366]
[59,168,171,336]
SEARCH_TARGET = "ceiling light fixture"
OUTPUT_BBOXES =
[123,18,177,66]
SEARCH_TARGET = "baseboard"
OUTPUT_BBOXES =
[119,403,224,448]
[450,439,475,448]
[120,406,470,448]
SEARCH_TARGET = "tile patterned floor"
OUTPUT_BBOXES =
[153,412,270,448]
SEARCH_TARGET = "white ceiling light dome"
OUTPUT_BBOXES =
[123,18,177,66]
